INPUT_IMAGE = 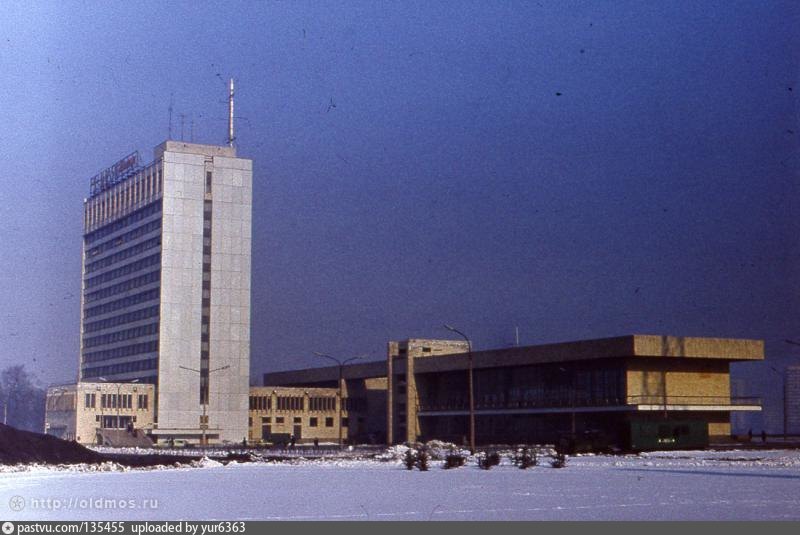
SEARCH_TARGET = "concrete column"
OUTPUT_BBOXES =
[387,342,397,444]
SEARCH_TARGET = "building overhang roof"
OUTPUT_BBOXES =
[412,335,764,374]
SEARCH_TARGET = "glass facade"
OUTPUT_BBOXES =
[80,192,163,384]
[417,360,626,412]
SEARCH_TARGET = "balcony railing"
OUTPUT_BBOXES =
[627,395,762,406]
[418,395,761,412]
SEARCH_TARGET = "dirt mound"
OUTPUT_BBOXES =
[0,423,105,465]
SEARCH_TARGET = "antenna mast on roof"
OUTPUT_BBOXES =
[168,93,174,140]
[227,78,235,147]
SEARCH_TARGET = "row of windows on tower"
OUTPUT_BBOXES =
[85,253,161,289]
[86,163,162,230]
[199,194,213,405]
[84,270,160,303]
[82,357,158,378]
[83,322,158,349]
[84,288,160,319]
[85,201,162,245]
[86,218,162,259]
[83,305,160,334]
[85,236,161,274]
[83,339,159,364]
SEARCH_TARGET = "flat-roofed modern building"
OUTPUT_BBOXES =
[248,386,374,445]
[78,141,252,444]
[262,361,388,444]
[261,334,763,450]
[45,382,155,445]
[388,335,763,447]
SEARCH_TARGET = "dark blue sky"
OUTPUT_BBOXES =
[1,1,798,430]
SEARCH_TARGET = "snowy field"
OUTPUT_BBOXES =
[1,449,799,521]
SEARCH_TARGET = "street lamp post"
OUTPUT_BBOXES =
[313,353,363,450]
[178,365,230,446]
[443,324,475,454]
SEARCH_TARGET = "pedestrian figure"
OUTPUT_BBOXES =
[290,434,296,449]
[761,430,767,443]
[747,428,753,442]
[313,438,319,449]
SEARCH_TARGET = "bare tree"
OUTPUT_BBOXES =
[0,365,46,432]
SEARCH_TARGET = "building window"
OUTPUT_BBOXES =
[261,416,270,424]
[341,417,349,428]
[293,416,301,424]
[276,417,284,424]
[309,417,318,427]
[248,417,253,427]
[422,347,431,353]
[85,393,95,408]
[325,417,334,427]
[309,396,336,411]
[205,171,212,194]
[277,396,304,411]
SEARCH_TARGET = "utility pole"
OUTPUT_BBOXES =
[314,353,363,449]
[444,324,475,454]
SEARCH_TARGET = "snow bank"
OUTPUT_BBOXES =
[190,456,223,468]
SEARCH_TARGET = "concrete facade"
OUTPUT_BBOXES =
[248,386,374,445]
[45,383,155,445]
[78,141,252,444]
[262,363,388,443]
[386,339,470,444]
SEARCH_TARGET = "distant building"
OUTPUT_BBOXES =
[248,387,373,445]
[262,361,388,444]
[264,335,764,449]
[77,140,252,444]
[45,382,154,445]
[787,365,800,435]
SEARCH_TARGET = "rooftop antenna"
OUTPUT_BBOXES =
[168,93,174,140]
[227,78,235,147]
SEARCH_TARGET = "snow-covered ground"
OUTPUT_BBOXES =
[1,449,799,520]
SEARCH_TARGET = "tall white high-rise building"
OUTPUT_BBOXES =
[79,141,252,443]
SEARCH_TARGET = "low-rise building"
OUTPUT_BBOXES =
[388,335,762,447]
[45,382,155,445]
[263,334,763,450]
[248,387,367,445]
[262,361,388,444]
